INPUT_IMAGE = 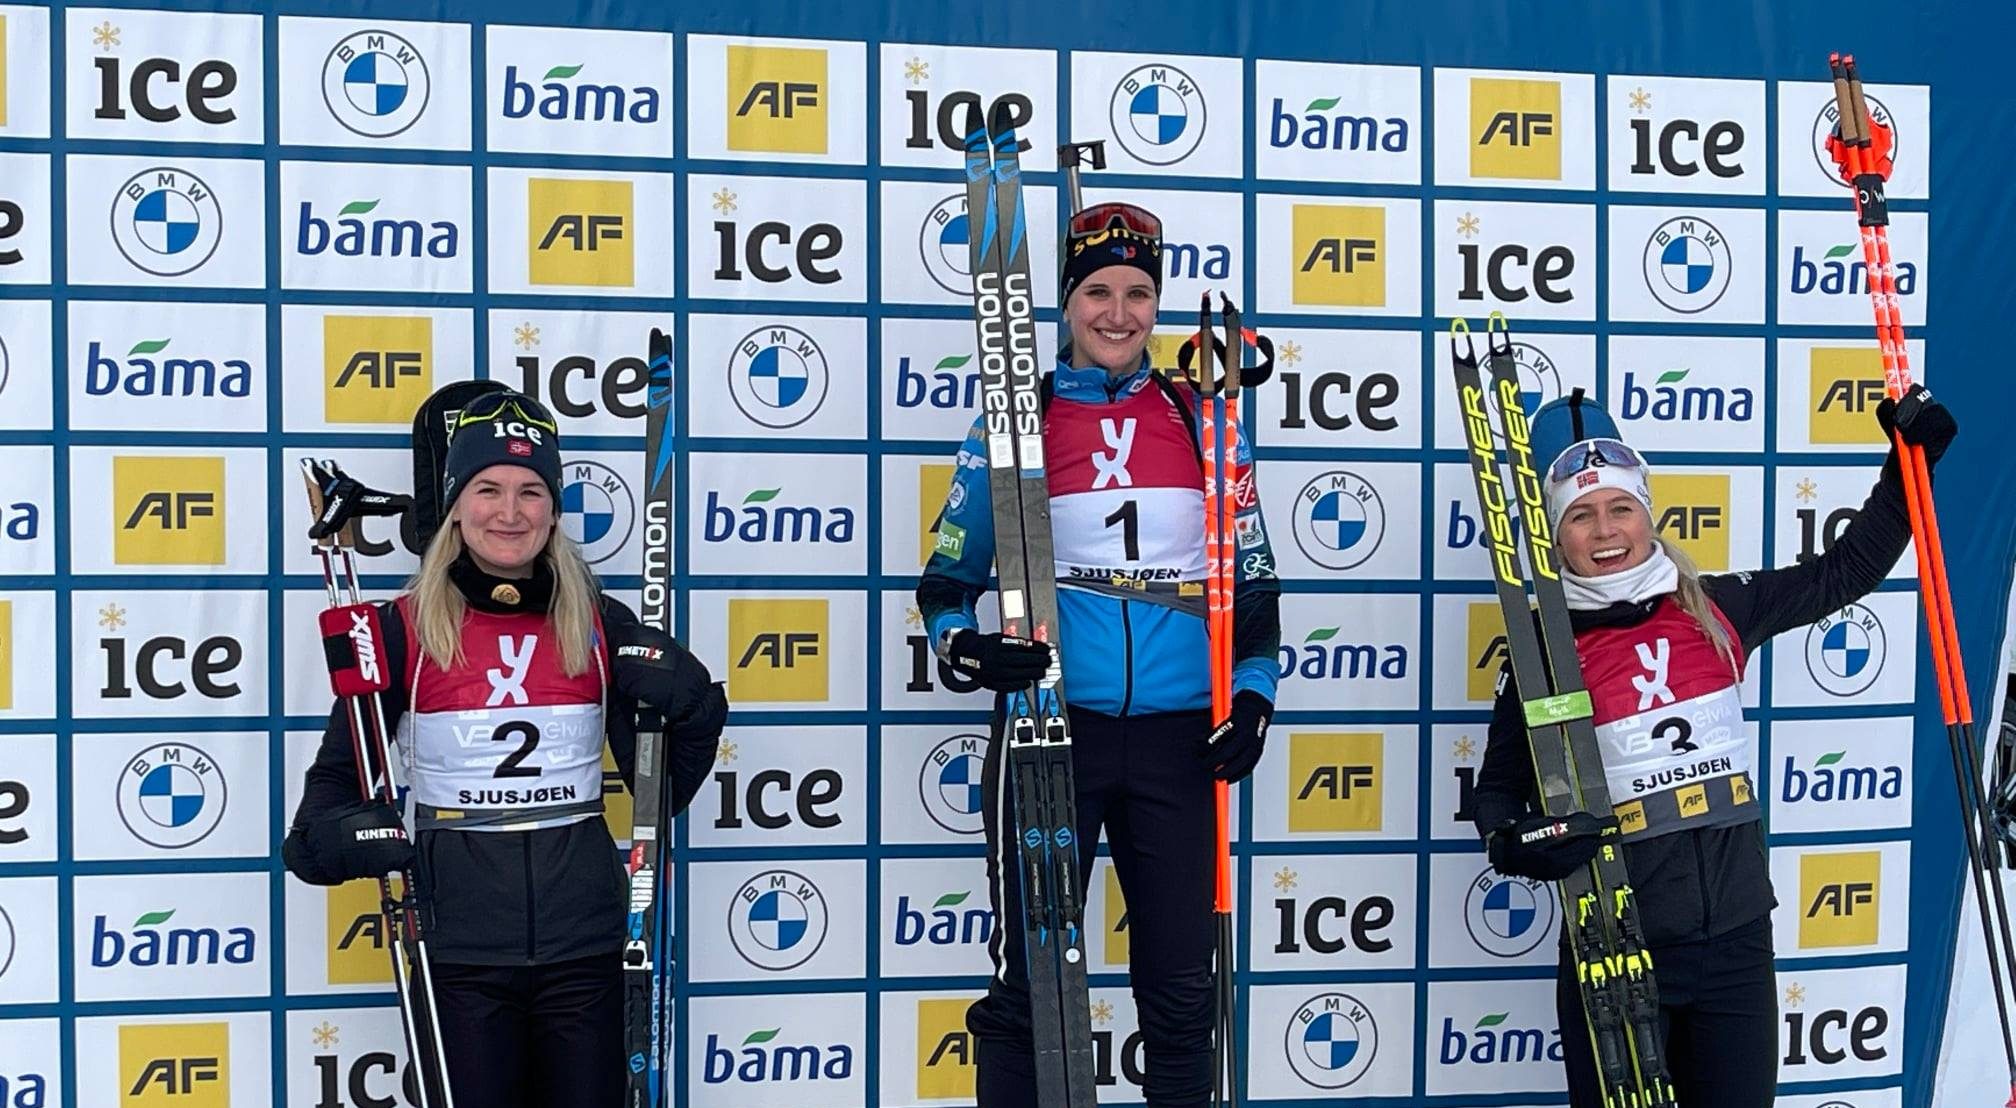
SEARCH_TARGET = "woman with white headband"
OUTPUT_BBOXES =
[1470,382,1955,1107]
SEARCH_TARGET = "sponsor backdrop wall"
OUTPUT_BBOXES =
[0,0,2010,1105]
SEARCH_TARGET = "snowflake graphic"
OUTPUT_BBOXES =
[1279,340,1303,367]
[904,606,922,628]
[1091,1000,1114,1024]
[712,188,738,214]
[514,324,541,350]
[312,1021,339,1049]
[1796,478,1818,503]
[1273,867,1298,891]
[1453,736,1477,762]
[905,57,930,85]
[1457,213,1482,238]
[1629,87,1652,113]
[98,604,127,630]
[1784,982,1806,1007]
[93,21,120,50]
[717,741,738,764]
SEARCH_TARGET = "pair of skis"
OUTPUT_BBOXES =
[1450,316,1674,1108]
[1826,55,2016,1106]
[300,461,456,1108]
[963,102,1099,1105]
[623,329,680,1107]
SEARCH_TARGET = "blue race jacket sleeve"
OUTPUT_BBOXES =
[916,416,996,651]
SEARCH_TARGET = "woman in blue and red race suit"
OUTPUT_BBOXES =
[282,389,725,1108]
[1471,385,1956,1107]
[916,202,1283,1106]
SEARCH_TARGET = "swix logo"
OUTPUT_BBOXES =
[1091,418,1137,489]
[349,610,381,684]
[1630,639,1674,710]
[485,635,535,707]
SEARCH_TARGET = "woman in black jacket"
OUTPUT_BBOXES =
[1471,383,1955,1107]
[282,389,724,1107]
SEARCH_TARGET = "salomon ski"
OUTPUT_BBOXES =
[1451,316,1673,1108]
[962,102,1098,1106]
[622,328,678,1107]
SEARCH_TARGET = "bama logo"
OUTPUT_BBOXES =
[702,487,855,545]
[91,908,254,969]
[895,351,980,414]
[86,338,251,399]
[295,198,459,260]
[1278,626,1408,683]
[119,1022,228,1107]
[1620,368,1754,425]
[726,45,827,154]
[1788,242,1916,298]
[528,178,633,287]
[726,597,828,703]
[1268,95,1409,154]
[1291,204,1384,307]
[1437,1010,1563,1066]
[702,1026,853,1085]
[1780,749,1903,805]
[113,456,224,566]
[503,62,660,124]
[1470,77,1560,180]
[1286,731,1382,833]
[893,889,991,949]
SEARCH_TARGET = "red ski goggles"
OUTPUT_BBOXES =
[1067,202,1162,240]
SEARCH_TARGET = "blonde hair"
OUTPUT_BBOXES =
[1663,541,1740,678]
[407,515,599,678]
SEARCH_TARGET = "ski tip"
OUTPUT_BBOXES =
[1449,316,1472,336]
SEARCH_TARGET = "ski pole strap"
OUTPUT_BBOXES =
[320,603,392,697]
[1522,689,1593,728]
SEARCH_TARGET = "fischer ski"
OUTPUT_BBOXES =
[963,101,1097,1106]
[622,328,679,1107]
[1451,315,1673,1108]
[299,460,457,1108]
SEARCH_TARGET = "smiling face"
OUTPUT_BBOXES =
[452,464,554,578]
[1555,486,1655,576]
[1065,266,1159,374]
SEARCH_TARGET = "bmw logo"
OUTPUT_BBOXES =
[323,30,432,138]
[560,460,635,565]
[1642,215,1732,314]
[1805,602,1886,697]
[919,734,987,836]
[1285,992,1378,1089]
[728,324,829,430]
[116,742,228,850]
[1109,64,1207,165]
[110,168,224,278]
[1291,470,1387,572]
[728,869,830,972]
[918,193,972,295]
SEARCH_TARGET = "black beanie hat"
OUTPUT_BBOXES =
[1060,219,1163,304]
[439,389,563,511]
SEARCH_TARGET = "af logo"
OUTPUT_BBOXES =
[117,741,227,849]
[120,1021,228,1106]
[113,455,225,565]
[1812,91,1897,187]
[1805,602,1886,697]
[321,29,431,138]
[1291,204,1384,307]
[729,868,830,971]
[727,44,827,154]
[729,324,829,430]
[1471,77,1561,179]
[919,733,986,835]
[559,460,634,565]
[110,167,223,277]
[1463,867,1553,958]
[1286,992,1378,1089]
[1110,63,1207,165]
[1291,471,1385,571]
[1642,215,1732,313]
[528,177,634,287]
[918,193,971,295]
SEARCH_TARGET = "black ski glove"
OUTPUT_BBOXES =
[1877,383,1957,483]
[297,799,415,886]
[1200,689,1270,783]
[1485,811,1616,882]
[610,625,727,740]
[944,629,1053,693]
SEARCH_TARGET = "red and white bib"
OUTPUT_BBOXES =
[1045,383,1205,586]
[1578,597,1757,842]
[393,599,608,832]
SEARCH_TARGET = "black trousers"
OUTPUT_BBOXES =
[968,705,1218,1107]
[1559,915,1778,1108]
[433,953,623,1108]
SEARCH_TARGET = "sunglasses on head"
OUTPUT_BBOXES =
[1068,202,1162,239]
[1548,438,1647,484]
